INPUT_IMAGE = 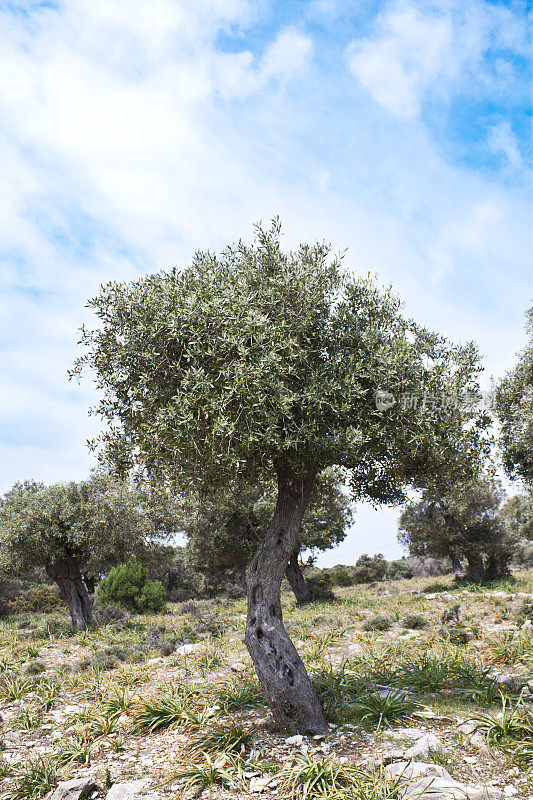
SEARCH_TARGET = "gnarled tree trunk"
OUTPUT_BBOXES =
[245,464,328,735]
[285,549,313,604]
[46,556,93,630]
[465,552,485,583]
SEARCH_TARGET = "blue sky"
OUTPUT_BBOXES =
[0,0,531,564]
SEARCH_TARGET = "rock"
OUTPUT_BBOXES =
[404,734,447,761]
[285,734,304,745]
[230,662,247,674]
[504,787,518,797]
[385,761,452,781]
[494,673,517,689]
[50,778,98,800]
[249,776,274,793]
[401,777,503,800]
[106,781,148,800]
[521,619,533,636]
[370,749,405,766]
[175,643,204,656]
[388,727,425,740]
[385,761,503,800]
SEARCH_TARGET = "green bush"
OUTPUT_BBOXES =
[354,553,388,584]
[387,559,414,580]
[96,563,166,613]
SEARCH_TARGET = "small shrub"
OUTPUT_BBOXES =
[387,559,414,580]
[25,661,46,676]
[402,614,428,630]
[8,586,63,614]
[363,615,392,631]
[441,604,460,624]
[96,562,166,613]
[354,553,388,584]
[439,624,471,645]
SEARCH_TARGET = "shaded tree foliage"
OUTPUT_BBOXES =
[496,307,533,484]
[184,468,352,603]
[398,476,514,582]
[74,219,488,733]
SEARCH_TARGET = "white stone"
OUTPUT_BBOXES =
[404,734,447,761]
[285,734,304,745]
[230,662,247,673]
[50,778,97,800]
[106,782,148,800]
[504,787,518,797]
[385,762,452,781]
[175,643,204,655]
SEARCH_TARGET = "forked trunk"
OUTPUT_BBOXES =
[285,549,313,604]
[46,557,93,630]
[245,464,328,735]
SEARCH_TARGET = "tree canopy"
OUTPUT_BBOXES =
[496,306,533,485]
[73,219,490,733]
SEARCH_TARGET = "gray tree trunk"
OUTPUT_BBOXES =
[46,557,93,630]
[465,552,485,583]
[245,464,328,735]
[285,549,313,604]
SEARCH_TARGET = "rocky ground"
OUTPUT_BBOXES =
[0,571,532,800]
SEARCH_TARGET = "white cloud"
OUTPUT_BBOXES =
[345,0,528,118]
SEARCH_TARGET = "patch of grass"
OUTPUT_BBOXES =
[216,677,266,710]
[363,616,392,632]
[0,675,33,701]
[188,722,254,756]
[14,706,43,730]
[347,689,420,729]
[159,753,245,792]
[54,735,93,767]
[470,697,533,745]
[486,632,533,666]
[132,689,219,733]
[402,614,428,630]
[101,685,132,718]
[280,754,362,800]
[12,756,58,799]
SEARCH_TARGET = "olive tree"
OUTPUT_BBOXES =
[73,220,487,733]
[0,473,171,629]
[496,307,533,485]
[398,476,513,582]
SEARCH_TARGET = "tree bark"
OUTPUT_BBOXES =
[285,549,313,604]
[46,557,93,630]
[245,463,328,735]
[465,552,485,583]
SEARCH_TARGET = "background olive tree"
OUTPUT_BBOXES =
[397,475,513,582]
[0,473,174,629]
[74,219,488,733]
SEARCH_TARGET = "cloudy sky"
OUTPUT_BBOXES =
[0,0,531,564]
